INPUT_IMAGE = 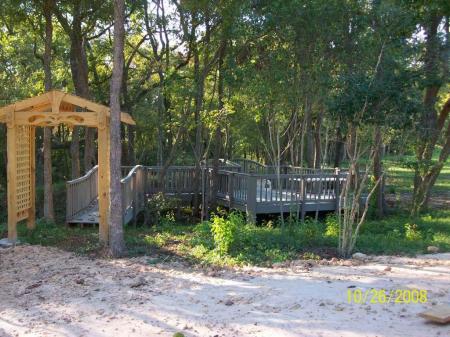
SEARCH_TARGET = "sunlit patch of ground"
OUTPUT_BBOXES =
[0,245,448,337]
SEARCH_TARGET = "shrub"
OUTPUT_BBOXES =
[210,212,243,255]
[144,192,179,226]
[405,223,422,241]
[325,215,339,238]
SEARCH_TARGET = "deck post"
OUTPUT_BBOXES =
[246,175,257,223]
[228,172,234,207]
[300,177,306,223]
[66,182,71,224]
[142,167,147,199]
[132,171,138,226]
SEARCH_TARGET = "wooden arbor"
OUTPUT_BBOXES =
[0,90,135,243]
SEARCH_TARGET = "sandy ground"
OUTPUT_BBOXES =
[0,246,449,337]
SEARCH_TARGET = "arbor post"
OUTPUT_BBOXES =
[98,112,110,243]
[6,124,17,241]
[246,175,257,223]
[27,126,36,229]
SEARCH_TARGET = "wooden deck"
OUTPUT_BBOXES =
[66,160,348,224]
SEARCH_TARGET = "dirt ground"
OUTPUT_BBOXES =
[0,245,449,337]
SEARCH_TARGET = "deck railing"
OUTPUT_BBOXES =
[215,169,348,221]
[144,166,197,195]
[121,165,146,224]
[66,165,99,221]
[232,158,338,175]
[66,165,146,224]
[67,161,350,224]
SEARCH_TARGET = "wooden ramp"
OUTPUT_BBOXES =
[66,165,146,225]
[67,199,99,224]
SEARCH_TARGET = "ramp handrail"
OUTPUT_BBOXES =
[121,165,146,224]
[66,165,99,221]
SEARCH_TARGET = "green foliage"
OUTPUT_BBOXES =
[187,213,332,265]
[15,219,101,255]
[144,192,180,225]
[185,209,450,265]
[210,212,242,255]
[9,207,450,266]
[325,215,339,238]
[405,223,423,241]
[356,210,450,254]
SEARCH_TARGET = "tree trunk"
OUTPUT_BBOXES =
[127,125,136,165]
[333,125,344,168]
[314,112,322,169]
[192,48,205,217]
[373,126,385,217]
[304,98,314,168]
[42,0,55,221]
[157,85,165,166]
[299,115,305,167]
[347,124,358,189]
[68,15,93,176]
[84,127,96,171]
[211,41,227,211]
[412,14,449,215]
[70,129,81,178]
[109,0,126,257]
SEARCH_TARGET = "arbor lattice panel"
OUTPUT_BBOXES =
[15,125,32,215]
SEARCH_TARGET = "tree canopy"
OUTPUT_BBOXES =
[0,0,448,215]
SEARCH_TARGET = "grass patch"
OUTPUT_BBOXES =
[124,209,450,266]
[356,209,450,255]
[383,152,450,195]
[10,219,102,255]
[6,208,449,266]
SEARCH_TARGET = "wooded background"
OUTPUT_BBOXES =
[0,0,448,218]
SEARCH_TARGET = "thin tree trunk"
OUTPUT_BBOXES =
[373,126,385,217]
[192,47,205,217]
[65,13,92,177]
[68,31,85,178]
[43,0,54,221]
[127,125,135,165]
[70,129,80,178]
[334,125,344,168]
[155,77,165,166]
[84,127,96,171]
[305,98,314,168]
[322,122,329,166]
[109,0,126,257]
[211,41,227,210]
[299,116,305,167]
[314,112,322,169]
[412,14,449,214]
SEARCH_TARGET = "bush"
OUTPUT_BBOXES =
[210,212,243,255]
[144,192,180,226]
[325,215,339,238]
[187,213,336,265]
[404,223,422,241]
